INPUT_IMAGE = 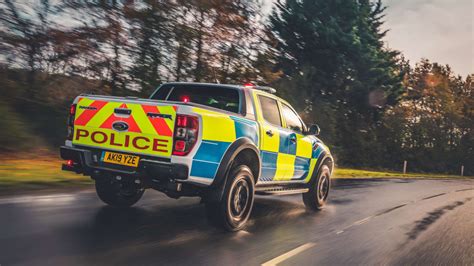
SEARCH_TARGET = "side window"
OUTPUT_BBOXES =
[282,103,304,133]
[151,85,172,100]
[258,95,282,127]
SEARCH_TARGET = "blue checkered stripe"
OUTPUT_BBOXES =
[259,134,324,182]
[190,116,259,179]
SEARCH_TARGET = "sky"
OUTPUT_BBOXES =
[262,0,473,77]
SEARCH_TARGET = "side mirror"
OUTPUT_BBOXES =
[308,124,320,136]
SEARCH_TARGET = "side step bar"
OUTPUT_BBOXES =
[256,187,309,196]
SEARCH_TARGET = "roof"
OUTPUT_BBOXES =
[162,82,244,90]
[161,82,276,94]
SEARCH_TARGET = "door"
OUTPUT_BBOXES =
[254,94,291,181]
[280,103,314,180]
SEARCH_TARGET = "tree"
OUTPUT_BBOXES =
[382,59,473,174]
[126,1,174,95]
[182,0,261,83]
[0,0,57,98]
[267,0,404,166]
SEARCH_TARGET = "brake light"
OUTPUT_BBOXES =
[174,140,186,152]
[66,104,76,140]
[172,114,199,156]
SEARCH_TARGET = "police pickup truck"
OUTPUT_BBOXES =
[61,82,333,231]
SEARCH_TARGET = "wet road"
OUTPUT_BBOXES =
[0,178,473,265]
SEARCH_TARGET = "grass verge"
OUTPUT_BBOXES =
[334,168,469,179]
[0,159,471,194]
[0,159,92,194]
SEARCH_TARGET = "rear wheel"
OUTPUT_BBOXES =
[95,178,144,207]
[205,165,255,231]
[303,163,331,211]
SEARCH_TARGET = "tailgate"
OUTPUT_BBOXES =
[72,97,177,158]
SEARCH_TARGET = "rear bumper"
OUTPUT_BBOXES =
[59,146,188,181]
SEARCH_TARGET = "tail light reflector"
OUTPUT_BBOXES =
[67,104,76,140]
[69,104,76,115]
[172,114,199,156]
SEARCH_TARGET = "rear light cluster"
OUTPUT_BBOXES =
[172,114,199,156]
[66,104,76,140]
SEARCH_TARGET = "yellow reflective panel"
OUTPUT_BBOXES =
[261,124,280,153]
[193,108,236,142]
[157,105,176,130]
[86,101,122,128]
[251,90,264,121]
[273,153,295,181]
[72,126,173,157]
[304,158,318,183]
[296,134,313,158]
[127,103,155,134]
[75,97,94,118]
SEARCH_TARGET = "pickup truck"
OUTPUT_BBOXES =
[61,82,333,231]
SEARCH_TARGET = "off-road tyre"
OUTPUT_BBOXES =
[303,163,331,211]
[95,179,144,207]
[205,165,255,231]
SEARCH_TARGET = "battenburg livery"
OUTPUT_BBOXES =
[61,82,333,231]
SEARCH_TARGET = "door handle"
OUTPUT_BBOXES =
[266,130,274,137]
[290,135,297,143]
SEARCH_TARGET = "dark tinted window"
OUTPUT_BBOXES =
[282,103,304,133]
[152,84,240,113]
[258,95,282,126]
[151,85,172,100]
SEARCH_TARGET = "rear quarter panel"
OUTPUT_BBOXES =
[179,107,259,185]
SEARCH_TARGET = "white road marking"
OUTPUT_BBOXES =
[261,242,316,266]
[353,216,372,225]
[332,189,467,236]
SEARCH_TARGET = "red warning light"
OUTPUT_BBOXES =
[243,83,255,87]
[181,96,190,103]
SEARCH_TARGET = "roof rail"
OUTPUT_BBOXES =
[256,86,277,94]
[243,83,277,94]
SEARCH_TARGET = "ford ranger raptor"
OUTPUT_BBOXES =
[61,82,333,231]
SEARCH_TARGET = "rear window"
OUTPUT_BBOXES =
[151,84,240,113]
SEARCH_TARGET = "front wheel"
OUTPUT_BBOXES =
[205,165,255,231]
[303,163,331,211]
[95,178,144,207]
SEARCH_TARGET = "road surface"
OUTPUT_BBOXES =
[0,178,472,265]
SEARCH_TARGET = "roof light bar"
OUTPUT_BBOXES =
[242,83,277,94]
[256,86,277,94]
